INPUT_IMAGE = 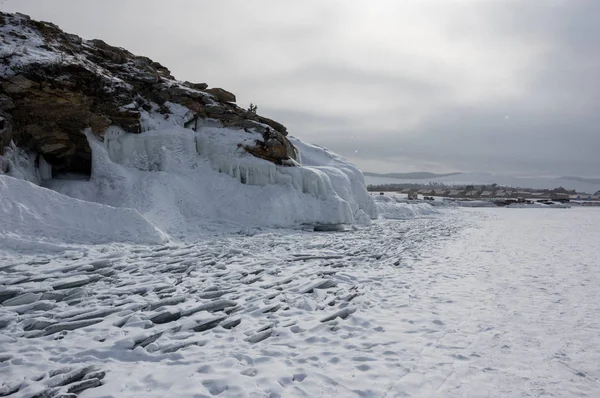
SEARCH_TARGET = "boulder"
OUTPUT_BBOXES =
[204,87,236,103]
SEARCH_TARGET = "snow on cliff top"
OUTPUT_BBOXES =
[0,12,128,90]
[0,13,57,75]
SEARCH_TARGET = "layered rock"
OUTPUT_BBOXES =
[0,12,293,175]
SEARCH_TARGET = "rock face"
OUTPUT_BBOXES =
[245,128,298,165]
[0,12,294,175]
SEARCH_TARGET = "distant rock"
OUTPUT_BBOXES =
[0,12,293,175]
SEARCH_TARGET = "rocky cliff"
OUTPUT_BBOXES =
[0,12,296,176]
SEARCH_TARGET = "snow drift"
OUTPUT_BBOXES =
[0,175,167,251]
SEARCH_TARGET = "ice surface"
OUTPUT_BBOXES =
[1,207,599,397]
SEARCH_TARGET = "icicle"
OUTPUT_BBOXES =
[38,155,52,180]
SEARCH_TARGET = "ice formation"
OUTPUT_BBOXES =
[3,114,378,238]
[0,143,42,184]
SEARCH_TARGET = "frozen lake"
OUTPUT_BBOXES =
[1,207,599,397]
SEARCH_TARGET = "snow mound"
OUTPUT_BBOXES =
[373,195,438,219]
[45,124,376,237]
[0,175,167,251]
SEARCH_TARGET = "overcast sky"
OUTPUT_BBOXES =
[3,0,599,176]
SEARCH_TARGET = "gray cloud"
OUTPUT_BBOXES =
[3,0,599,176]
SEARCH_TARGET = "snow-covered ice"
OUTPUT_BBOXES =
[1,204,599,397]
